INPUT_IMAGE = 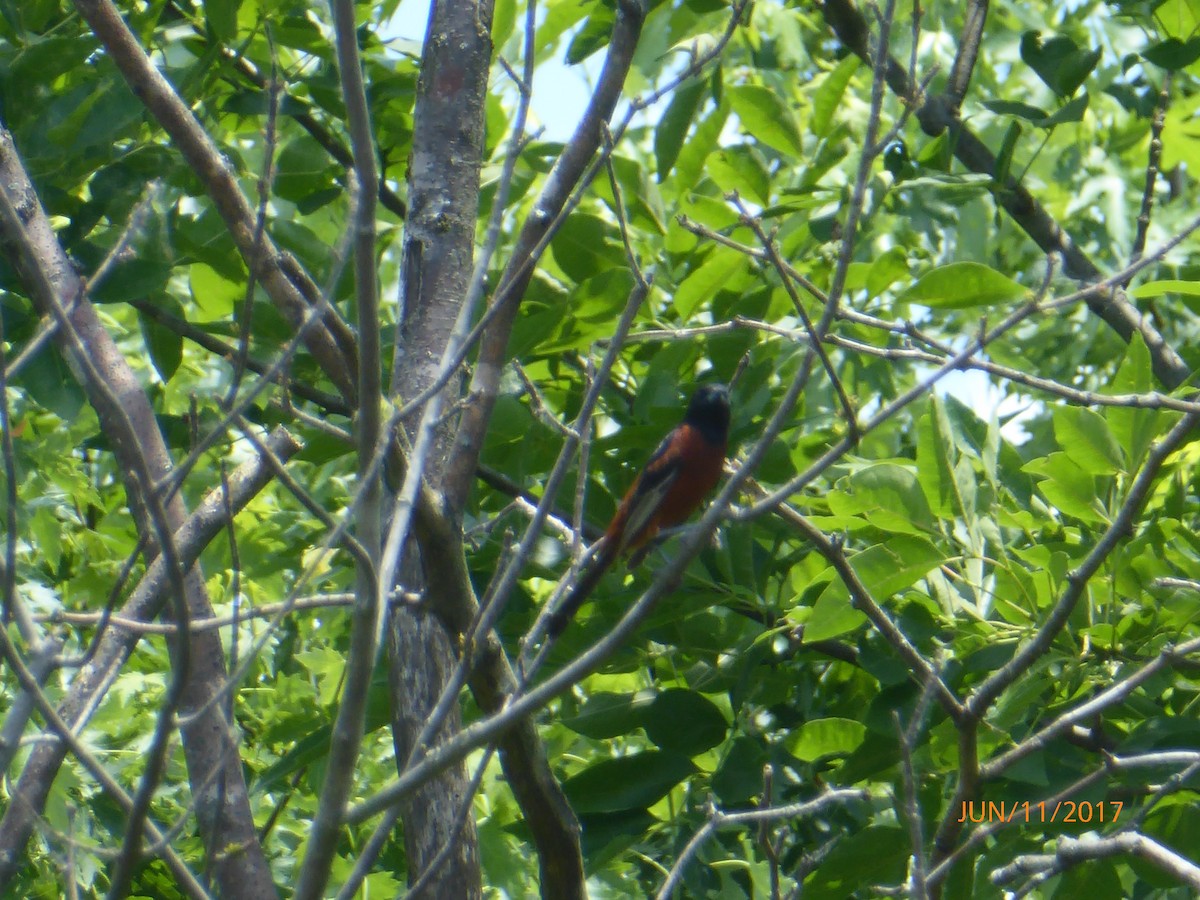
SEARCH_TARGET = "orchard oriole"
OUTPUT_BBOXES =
[547,383,731,636]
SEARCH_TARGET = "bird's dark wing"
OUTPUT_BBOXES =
[615,429,684,554]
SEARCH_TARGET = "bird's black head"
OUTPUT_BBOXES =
[685,383,730,445]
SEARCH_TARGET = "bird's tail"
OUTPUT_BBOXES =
[547,543,616,637]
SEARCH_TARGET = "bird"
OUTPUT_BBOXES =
[547,383,731,636]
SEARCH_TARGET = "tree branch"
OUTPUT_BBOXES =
[71,0,358,399]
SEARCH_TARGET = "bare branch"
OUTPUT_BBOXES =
[293,0,383,887]
[993,833,1200,895]
[654,789,869,899]
[1126,74,1172,277]
[818,0,1190,388]
[944,0,988,112]
[443,0,647,511]
[71,0,358,398]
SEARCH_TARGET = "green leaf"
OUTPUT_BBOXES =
[1107,333,1159,469]
[563,751,697,814]
[565,9,614,64]
[1024,452,1105,524]
[643,690,728,756]
[490,0,517,50]
[1143,36,1200,70]
[568,269,636,325]
[865,247,909,297]
[785,718,867,762]
[804,585,869,642]
[1019,31,1101,98]
[849,536,945,598]
[14,344,85,420]
[673,248,747,319]
[810,56,859,137]
[563,691,652,740]
[712,737,769,805]
[804,826,908,898]
[575,809,657,864]
[895,173,994,201]
[917,398,958,518]
[550,213,624,283]
[1040,92,1090,127]
[707,145,770,204]
[188,264,240,323]
[804,537,945,641]
[985,95,1088,127]
[89,258,171,305]
[1129,279,1200,299]
[983,100,1051,122]
[828,464,935,534]
[275,136,334,203]
[728,84,803,157]
[1053,405,1126,475]
[655,78,707,181]
[1055,860,1125,900]
[139,301,184,384]
[206,0,241,43]
[901,262,1025,308]
[674,102,729,191]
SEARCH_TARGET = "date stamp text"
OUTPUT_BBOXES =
[957,800,1122,825]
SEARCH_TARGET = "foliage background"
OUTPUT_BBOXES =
[1,0,1200,897]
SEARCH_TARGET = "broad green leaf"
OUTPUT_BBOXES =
[917,399,958,518]
[672,247,747,319]
[1056,861,1125,900]
[983,99,1050,121]
[206,0,241,42]
[1129,279,1200,298]
[1024,452,1105,524]
[673,102,730,191]
[575,809,657,864]
[550,213,625,283]
[728,84,804,157]
[1143,36,1200,70]
[1053,405,1125,475]
[563,691,653,739]
[89,258,171,305]
[139,304,183,384]
[986,95,1090,128]
[1158,0,1200,42]
[1162,91,1200,171]
[655,78,707,181]
[76,81,144,150]
[707,145,770,204]
[275,135,333,203]
[866,247,909,297]
[295,647,347,707]
[1040,92,1090,127]
[804,584,869,642]
[490,0,517,51]
[805,826,908,899]
[1107,333,1160,469]
[828,463,935,534]
[901,262,1025,308]
[644,690,728,755]
[188,264,240,323]
[565,8,614,64]
[850,536,945,598]
[810,56,859,138]
[14,343,85,420]
[1019,31,1101,97]
[785,718,867,762]
[712,737,769,805]
[563,751,697,814]
[804,537,945,641]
